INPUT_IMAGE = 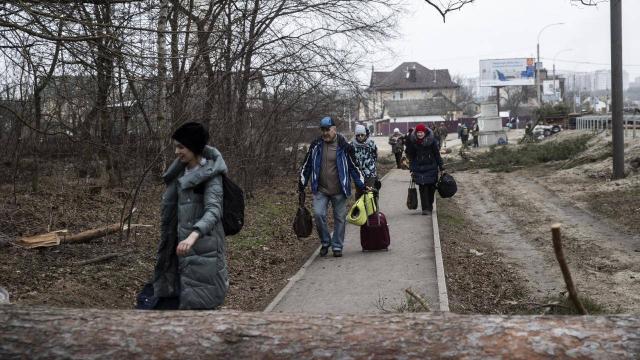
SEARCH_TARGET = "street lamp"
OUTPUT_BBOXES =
[536,22,565,104]
[552,48,572,103]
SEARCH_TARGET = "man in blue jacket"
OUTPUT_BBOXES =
[299,116,366,257]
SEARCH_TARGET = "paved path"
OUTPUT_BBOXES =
[266,169,442,314]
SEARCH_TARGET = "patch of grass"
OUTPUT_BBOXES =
[451,134,594,172]
[228,191,295,250]
[375,289,431,313]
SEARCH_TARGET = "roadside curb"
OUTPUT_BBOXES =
[432,197,450,312]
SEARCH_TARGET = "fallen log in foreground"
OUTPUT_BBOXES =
[1,306,638,359]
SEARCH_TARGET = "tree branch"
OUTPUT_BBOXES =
[423,0,475,22]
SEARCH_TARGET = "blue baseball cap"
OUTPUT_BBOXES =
[319,116,335,128]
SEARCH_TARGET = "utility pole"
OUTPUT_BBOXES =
[573,74,577,113]
[536,43,541,105]
[611,0,624,179]
[536,23,564,105]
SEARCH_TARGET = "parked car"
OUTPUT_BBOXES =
[533,124,562,138]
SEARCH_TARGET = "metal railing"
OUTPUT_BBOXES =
[576,114,639,138]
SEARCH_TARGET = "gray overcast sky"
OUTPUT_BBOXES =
[362,0,640,84]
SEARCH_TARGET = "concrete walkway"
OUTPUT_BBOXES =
[266,169,443,314]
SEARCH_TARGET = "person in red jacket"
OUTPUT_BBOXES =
[405,123,445,215]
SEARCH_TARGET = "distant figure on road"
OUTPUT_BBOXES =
[352,124,378,201]
[437,123,448,149]
[432,123,442,150]
[153,122,229,310]
[388,128,405,169]
[460,124,470,148]
[404,127,414,151]
[299,116,366,258]
[471,121,480,148]
[405,123,445,216]
[457,123,462,139]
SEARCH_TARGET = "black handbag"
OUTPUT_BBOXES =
[293,192,313,238]
[437,172,457,198]
[406,178,418,210]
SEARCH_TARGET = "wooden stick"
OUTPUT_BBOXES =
[551,223,588,315]
[61,223,148,244]
[73,250,133,266]
[404,288,430,312]
[530,303,572,311]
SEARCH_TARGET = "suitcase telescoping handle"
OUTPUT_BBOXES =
[367,212,383,227]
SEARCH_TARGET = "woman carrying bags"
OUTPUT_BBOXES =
[405,123,445,216]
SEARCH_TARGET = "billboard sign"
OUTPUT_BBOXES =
[480,58,536,87]
[543,80,560,96]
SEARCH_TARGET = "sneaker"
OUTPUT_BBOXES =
[332,249,342,257]
[319,246,329,257]
[421,210,432,215]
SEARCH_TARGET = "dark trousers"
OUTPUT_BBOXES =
[473,136,479,148]
[394,152,403,168]
[418,184,436,211]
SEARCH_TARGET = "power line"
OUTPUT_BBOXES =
[542,57,640,67]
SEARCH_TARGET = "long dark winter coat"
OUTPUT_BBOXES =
[153,146,229,310]
[405,130,443,185]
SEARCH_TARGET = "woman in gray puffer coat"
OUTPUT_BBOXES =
[152,122,229,310]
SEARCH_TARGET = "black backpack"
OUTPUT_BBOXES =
[437,173,457,198]
[222,175,245,235]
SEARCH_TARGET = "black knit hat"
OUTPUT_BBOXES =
[172,122,209,155]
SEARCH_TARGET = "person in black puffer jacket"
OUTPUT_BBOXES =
[405,123,444,215]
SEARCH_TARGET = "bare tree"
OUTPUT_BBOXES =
[0,0,402,198]
[500,86,535,118]
[452,75,478,116]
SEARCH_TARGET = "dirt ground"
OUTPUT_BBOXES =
[442,130,640,314]
[0,161,319,311]
[438,197,531,314]
[0,151,397,311]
